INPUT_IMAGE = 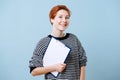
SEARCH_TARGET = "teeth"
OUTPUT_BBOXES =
[61,25,66,26]
[61,24,65,25]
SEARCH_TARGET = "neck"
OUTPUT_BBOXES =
[51,30,65,37]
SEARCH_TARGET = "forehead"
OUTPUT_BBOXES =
[56,9,69,16]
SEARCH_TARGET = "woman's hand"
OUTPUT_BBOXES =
[52,63,66,72]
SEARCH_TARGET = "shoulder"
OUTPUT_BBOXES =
[35,36,51,48]
[67,33,79,39]
[33,36,51,54]
[38,36,50,43]
[68,33,82,44]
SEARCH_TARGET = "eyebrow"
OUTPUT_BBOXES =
[58,14,70,17]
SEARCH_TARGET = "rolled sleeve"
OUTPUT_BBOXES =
[76,38,87,67]
[29,40,47,68]
[29,52,43,67]
[79,46,87,67]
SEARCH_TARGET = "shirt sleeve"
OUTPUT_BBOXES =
[29,38,49,71]
[29,43,44,68]
[76,38,87,67]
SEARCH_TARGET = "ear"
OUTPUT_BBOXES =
[50,18,54,24]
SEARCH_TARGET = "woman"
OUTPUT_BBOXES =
[29,5,87,80]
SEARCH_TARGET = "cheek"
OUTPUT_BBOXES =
[56,19,61,22]
[66,20,70,24]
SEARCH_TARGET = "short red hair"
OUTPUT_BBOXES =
[49,5,71,24]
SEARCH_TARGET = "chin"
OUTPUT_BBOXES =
[59,27,67,31]
[60,26,68,29]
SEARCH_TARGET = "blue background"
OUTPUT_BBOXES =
[0,0,120,80]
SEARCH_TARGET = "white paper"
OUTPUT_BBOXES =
[43,37,70,77]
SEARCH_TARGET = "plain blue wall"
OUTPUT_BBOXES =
[0,0,120,80]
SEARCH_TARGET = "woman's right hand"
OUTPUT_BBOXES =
[52,63,66,72]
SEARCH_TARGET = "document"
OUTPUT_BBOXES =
[43,37,71,77]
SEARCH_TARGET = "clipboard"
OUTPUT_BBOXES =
[43,37,71,77]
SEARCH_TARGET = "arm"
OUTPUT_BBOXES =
[75,37,87,80]
[31,63,66,76]
[80,66,86,80]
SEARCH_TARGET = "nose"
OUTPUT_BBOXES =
[62,18,66,22]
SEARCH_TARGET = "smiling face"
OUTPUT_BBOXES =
[51,9,70,32]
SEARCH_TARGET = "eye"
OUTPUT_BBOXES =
[58,16,62,18]
[65,16,70,19]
